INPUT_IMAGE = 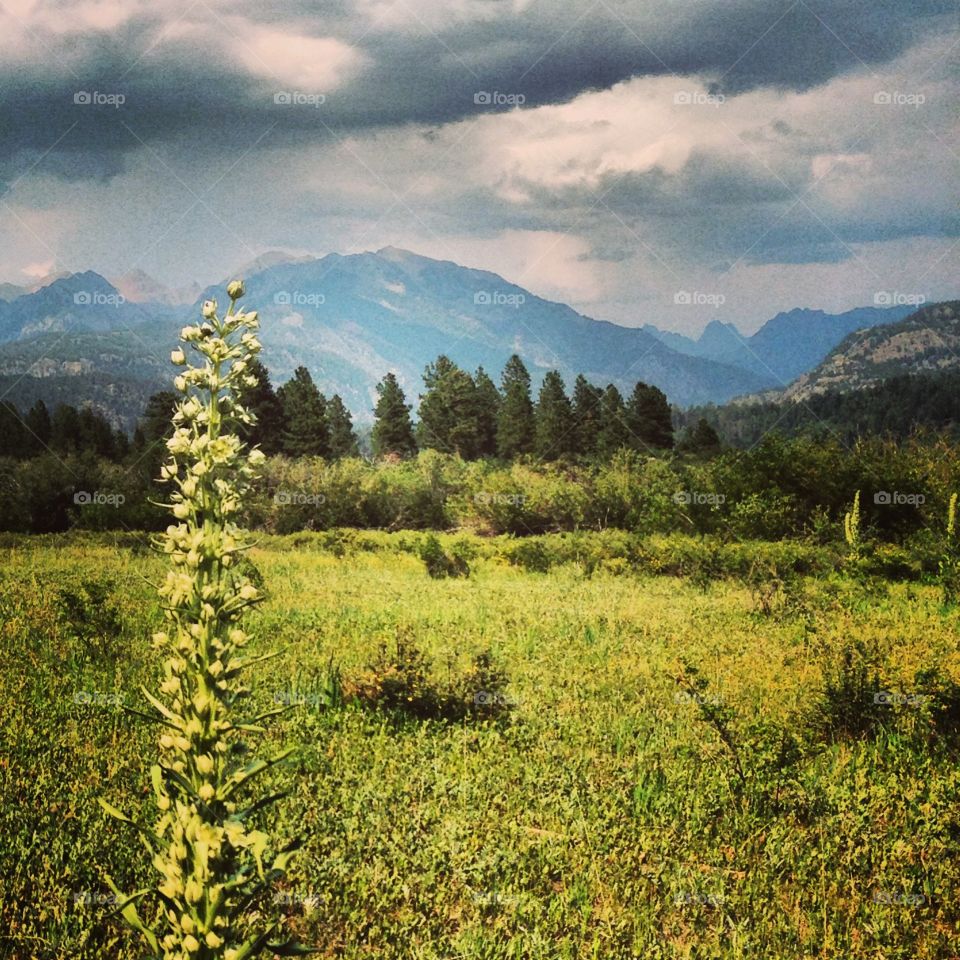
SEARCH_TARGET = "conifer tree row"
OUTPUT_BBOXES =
[376,353,674,461]
[131,355,674,465]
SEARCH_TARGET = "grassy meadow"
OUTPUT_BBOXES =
[1,530,959,959]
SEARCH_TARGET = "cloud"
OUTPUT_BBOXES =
[0,0,954,176]
[0,0,954,333]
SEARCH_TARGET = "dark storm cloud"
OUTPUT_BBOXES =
[0,0,953,186]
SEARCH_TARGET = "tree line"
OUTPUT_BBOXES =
[370,354,676,460]
[0,354,705,470]
[679,370,960,449]
[0,399,129,461]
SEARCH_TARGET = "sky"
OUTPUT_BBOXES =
[0,0,957,334]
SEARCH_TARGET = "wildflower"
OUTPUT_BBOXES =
[100,282,302,958]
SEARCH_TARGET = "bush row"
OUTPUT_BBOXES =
[0,433,957,543]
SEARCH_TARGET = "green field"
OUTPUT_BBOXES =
[2,531,959,959]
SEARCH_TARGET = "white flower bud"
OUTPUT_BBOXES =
[171,348,186,365]
[226,279,245,300]
[201,300,217,319]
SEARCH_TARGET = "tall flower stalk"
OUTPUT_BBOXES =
[940,491,959,604]
[843,489,861,556]
[100,282,306,960]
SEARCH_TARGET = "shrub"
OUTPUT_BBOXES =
[56,579,124,666]
[418,534,470,579]
[345,631,511,721]
[811,639,885,741]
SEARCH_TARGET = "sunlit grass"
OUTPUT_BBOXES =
[1,532,958,958]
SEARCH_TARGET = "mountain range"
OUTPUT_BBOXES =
[768,300,960,402]
[0,248,948,431]
[643,305,916,384]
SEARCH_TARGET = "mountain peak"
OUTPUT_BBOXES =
[375,246,422,263]
[232,250,317,281]
[111,268,170,304]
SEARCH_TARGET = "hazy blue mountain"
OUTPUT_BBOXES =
[644,304,915,384]
[187,246,770,418]
[0,250,928,432]
[0,272,170,342]
[777,300,960,401]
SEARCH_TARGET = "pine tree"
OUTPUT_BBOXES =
[417,355,480,458]
[497,354,535,459]
[372,372,417,458]
[572,374,603,459]
[474,366,501,458]
[596,384,630,458]
[679,417,722,457]
[23,399,51,455]
[50,404,82,455]
[78,406,117,459]
[535,370,575,460]
[625,381,674,450]
[236,357,286,455]
[326,394,360,459]
[278,366,329,458]
[0,402,26,459]
[137,391,178,449]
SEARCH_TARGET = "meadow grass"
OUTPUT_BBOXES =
[1,531,958,958]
